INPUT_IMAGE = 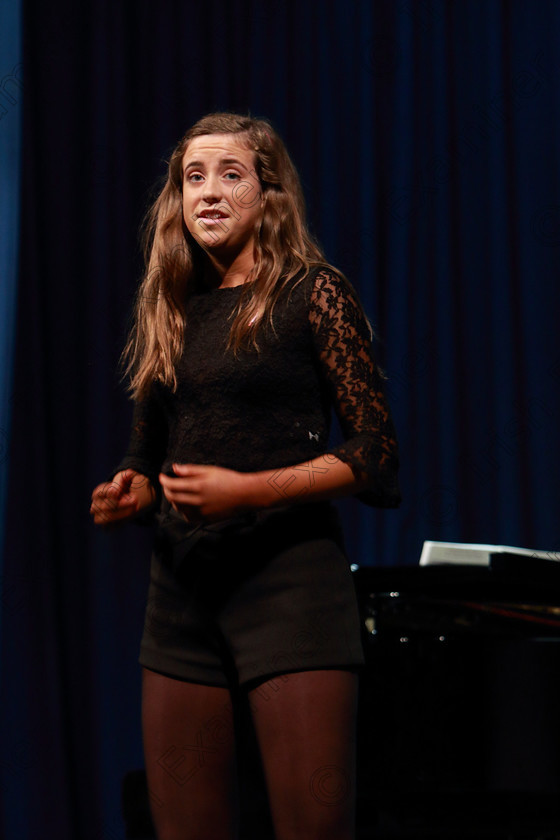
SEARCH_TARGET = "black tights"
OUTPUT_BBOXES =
[142,667,359,840]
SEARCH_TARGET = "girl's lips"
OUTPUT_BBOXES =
[198,216,229,226]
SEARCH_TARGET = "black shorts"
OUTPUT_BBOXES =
[139,501,366,689]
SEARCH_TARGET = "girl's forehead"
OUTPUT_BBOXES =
[183,133,253,163]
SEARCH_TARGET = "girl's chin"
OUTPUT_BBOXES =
[188,231,254,258]
[196,236,235,253]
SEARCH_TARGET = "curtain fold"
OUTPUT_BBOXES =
[0,3,22,583]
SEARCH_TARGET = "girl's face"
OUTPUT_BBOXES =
[181,133,263,256]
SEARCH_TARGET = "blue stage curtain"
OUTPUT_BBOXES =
[2,1,560,837]
[0,7,22,582]
[0,2,23,835]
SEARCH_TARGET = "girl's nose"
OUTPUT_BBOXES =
[202,173,222,204]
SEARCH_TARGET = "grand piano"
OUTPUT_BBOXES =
[353,549,560,837]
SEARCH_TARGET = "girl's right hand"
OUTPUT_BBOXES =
[90,469,156,527]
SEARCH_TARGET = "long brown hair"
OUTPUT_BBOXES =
[121,112,338,400]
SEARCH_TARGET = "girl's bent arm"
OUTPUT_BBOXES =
[159,456,370,523]
[243,454,370,509]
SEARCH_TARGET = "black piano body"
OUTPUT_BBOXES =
[354,556,560,837]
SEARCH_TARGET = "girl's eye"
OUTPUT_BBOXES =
[224,172,241,180]
[188,173,203,182]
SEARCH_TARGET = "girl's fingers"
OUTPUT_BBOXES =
[159,477,199,500]
[91,500,137,525]
[92,482,122,504]
[90,494,136,518]
[163,489,199,502]
[159,471,201,488]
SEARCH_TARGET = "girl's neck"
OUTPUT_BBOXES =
[203,242,255,289]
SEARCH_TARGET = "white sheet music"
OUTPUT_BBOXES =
[419,541,560,567]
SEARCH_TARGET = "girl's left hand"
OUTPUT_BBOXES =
[158,463,254,523]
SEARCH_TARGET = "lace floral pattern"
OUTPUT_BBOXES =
[307,269,400,507]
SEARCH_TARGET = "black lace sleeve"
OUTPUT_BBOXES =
[308,268,401,508]
[106,386,168,515]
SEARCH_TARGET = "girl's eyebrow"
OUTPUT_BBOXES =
[183,157,249,176]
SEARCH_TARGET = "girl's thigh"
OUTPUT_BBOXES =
[141,667,239,840]
[248,668,359,840]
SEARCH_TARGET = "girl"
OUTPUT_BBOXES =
[91,112,400,840]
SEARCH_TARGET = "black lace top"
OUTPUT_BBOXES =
[110,266,401,509]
